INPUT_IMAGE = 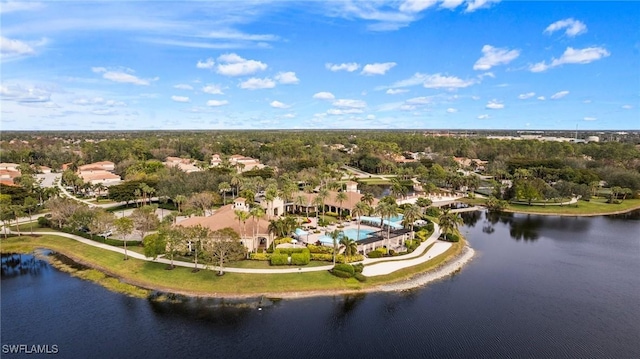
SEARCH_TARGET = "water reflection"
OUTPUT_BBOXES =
[147,295,264,325]
[1,253,49,278]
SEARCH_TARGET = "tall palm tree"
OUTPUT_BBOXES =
[230,174,241,197]
[294,195,306,215]
[402,204,422,238]
[265,185,278,219]
[361,192,375,207]
[218,181,231,205]
[335,191,348,222]
[328,229,343,265]
[312,195,324,225]
[174,195,186,213]
[250,207,265,251]
[317,188,329,218]
[351,201,370,243]
[438,209,463,240]
[339,235,358,263]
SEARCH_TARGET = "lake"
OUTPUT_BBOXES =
[2,211,639,358]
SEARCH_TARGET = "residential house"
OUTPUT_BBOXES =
[163,157,201,173]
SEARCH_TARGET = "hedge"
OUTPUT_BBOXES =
[333,263,355,276]
[352,263,364,274]
[249,252,271,261]
[270,253,289,266]
[367,251,383,258]
[291,251,310,265]
[274,237,292,245]
[354,273,367,282]
[331,269,352,278]
[274,248,309,255]
[442,233,460,242]
[307,244,332,254]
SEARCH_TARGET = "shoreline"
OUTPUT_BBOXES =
[13,241,475,301]
[502,204,640,217]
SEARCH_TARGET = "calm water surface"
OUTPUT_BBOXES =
[2,211,639,358]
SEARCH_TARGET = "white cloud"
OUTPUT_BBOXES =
[196,58,215,69]
[622,105,633,110]
[440,0,464,9]
[518,92,536,100]
[386,88,409,95]
[202,84,224,95]
[283,113,296,118]
[0,84,50,102]
[270,100,289,109]
[473,45,520,70]
[583,99,592,104]
[333,99,367,108]
[537,96,545,101]
[239,77,275,90]
[471,95,481,100]
[446,108,458,113]
[72,97,126,107]
[171,95,190,103]
[275,71,299,84]
[583,117,597,121]
[477,114,490,119]
[206,100,229,107]
[550,90,569,100]
[174,84,193,90]
[399,0,439,13]
[406,96,432,105]
[216,53,267,76]
[327,108,364,115]
[423,73,475,89]
[312,92,335,100]
[486,99,504,109]
[96,68,152,86]
[361,62,397,76]
[0,36,35,60]
[465,0,500,13]
[326,62,360,72]
[530,47,610,72]
[544,18,587,37]
[367,114,376,120]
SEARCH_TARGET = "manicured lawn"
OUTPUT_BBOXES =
[227,259,331,269]
[0,233,462,296]
[505,198,640,216]
[9,222,52,233]
[356,178,391,185]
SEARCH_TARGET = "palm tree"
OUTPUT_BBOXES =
[312,195,324,225]
[250,207,265,251]
[339,236,358,263]
[317,188,329,218]
[218,182,231,205]
[234,210,250,238]
[294,195,306,215]
[335,191,348,222]
[265,185,278,219]
[361,192,375,207]
[376,199,398,248]
[114,217,134,260]
[438,209,463,241]
[173,195,186,213]
[402,204,422,237]
[351,201,370,243]
[328,229,343,265]
[230,174,241,197]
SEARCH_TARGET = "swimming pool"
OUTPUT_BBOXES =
[388,214,404,223]
[318,228,375,244]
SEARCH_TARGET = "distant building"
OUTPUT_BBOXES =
[163,157,202,173]
[78,170,121,185]
[0,163,20,171]
[78,161,115,172]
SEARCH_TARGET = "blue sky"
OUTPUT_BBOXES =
[1,0,638,131]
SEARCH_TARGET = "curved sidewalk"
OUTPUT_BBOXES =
[5,223,453,276]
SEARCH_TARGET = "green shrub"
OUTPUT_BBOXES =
[274,248,309,255]
[274,237,292,245]
[389,249,396,256]
[333,263,355,276]
[367,251,383,258]
[270,253,289,266]
[331,269,352,278]
[310,253,333,262]
[354,273,367,282]
[291,251,310,265]
[325,212,338,217]
[37,216,51,228]
[307,244,332,254]
[250,252,271,261]
[345,254,364,263]
[442,233,460,242]
[352,263,364,273]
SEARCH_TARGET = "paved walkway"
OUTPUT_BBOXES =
[4,224,454,276]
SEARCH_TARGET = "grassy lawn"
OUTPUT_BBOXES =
[505,197,640,216]
[356,178,391,185]
[9,222,52,233]
[0,233,462,296]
